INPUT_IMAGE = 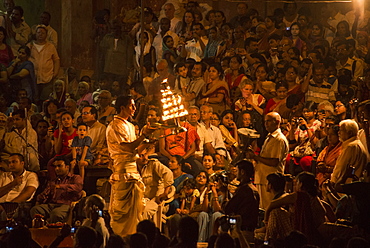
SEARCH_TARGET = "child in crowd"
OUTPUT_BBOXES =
[173,62,190,97]
[71,123,93,180]
[176,178,199,215]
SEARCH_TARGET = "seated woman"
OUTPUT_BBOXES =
[224,55,247,103]
[261,172,327,244]
[264,81,288,115]
[77,81,93,105]
[198,63,230,115]
[334,100,350,121]
[167,155,194,216]
[286,101,321,173]
[218,110,238,158]
[234,79,265,115]
[253,64,275,100]
[198,171,228,242]
[49,79,69,106]
[316,125,342,186]
[162,35,179,72]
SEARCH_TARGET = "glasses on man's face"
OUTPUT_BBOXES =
[189,113,198,116]
[82,112,91,115]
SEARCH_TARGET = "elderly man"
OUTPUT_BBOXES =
[97,90,115,123]
[331,119,368,184]
[64,98,80,125]
[246,112,289,209]
[148,59,176,101]
[163,3,181,34]
[256,23,269,52]
[199,105,227,157]
[184,62,206,107]
[136,145,174,220]
[187,106,215,160]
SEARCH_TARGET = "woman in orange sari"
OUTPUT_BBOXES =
[198,63,230,115]
[316,125,342,185]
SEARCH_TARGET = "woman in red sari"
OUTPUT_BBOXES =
[264,81,288,115]
[316,125,342,185]
[198,63,230,115]
[224,55,247,103]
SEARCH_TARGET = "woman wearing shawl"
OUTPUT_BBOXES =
[134,31,156,70]
[7,45,37,102]
[49,79,69,106]
[203,27,224,63]
[162,35,179,72]
[77,81,93,105]
[198,63,230,115]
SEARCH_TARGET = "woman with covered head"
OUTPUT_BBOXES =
[77,81,93,105]
[49,79,69,106]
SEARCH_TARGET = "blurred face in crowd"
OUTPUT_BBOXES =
[9,155,24,174]
[303,108,315,120]
[233,26,245,40]
[210,114,220,127]
[168,157,180,170]
[196,172,208,186]
[313,68,325,84]
[54,81,63,93]
[82,107,95,123]
[47,102,58,115]
[336,44,349,60]
[164,4,175,19]
[61,113,73,128]
[203,155,215,170]
[36,121,49,136]
[36,27,47,42]
[255,66,267,81]
[339,124,351,142]
[10,8,21,23]
[40,12,51,26]
[160,18,170,33]
[327,127,340,145]
[165,36,174,49]
[290,24,300,37]
[285,67,297,82]
[214,12,224,24]
[311,25,321,37]
[4,0,14,13]
[229,57,241,71]
[265,17,274,30]
[54,160,69,177]
[242,112,252,127]
[98,92,111,108]
[121,99,136,117]
[241,84,253,98]
[13,114,25,129]
[192,24,203,37]
[208,66,221,80]
[264,114,279,133]
[187,108,200,125]
[256,25,267,40]
[147,109,160,123]
[200,105,212,122]
[222,113,234,129]
[177,66,188,78]
[276,86,288,100]
[191,64,202,78]
[184,12,194,24]
[156,62,169,77]
[64,100,76,114]
[334,101,346,116]
[237,3,248,16]
[247,41,258,53]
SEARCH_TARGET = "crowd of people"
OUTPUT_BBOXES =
[0,0,369,247]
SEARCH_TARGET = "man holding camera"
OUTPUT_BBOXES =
[246,112,289,209]
[224,160,259,242]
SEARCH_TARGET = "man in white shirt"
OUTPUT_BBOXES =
[153,17,179,61]
[246,112,289,209]
[3,109,39,171]
[331,119,368,184]
[0,153,38,221]
[182,23,208,62]
[187,106,214,160]
[199,105,227,157]
[163,3,182,34]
